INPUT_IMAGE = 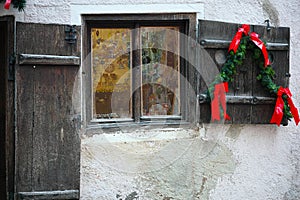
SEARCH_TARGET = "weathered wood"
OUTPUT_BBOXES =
[17,22,81,56]
[0,19,8,200]
[16,65,81,194]
[251,25,289,124]
[184,14,198,123]
[198,20,238,123]
[16,22,81,199]
[16,66,35,192]
[198,20,290,124]
[6,16,16,200]
[19,54,80,66]
[18,190,79,200]
[0,16,15,200]
[132,24,142,122]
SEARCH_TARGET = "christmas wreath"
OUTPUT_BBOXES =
[208,24,300,126]
[1,0,25,11]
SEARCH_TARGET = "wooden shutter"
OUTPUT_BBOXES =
[198,20,290,124]
[16,22,81,199]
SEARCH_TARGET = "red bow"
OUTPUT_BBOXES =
[211,82,231,122]
[4,0,11,10]
[229,24,271,67]
[250,32,271,67]
[228,24,250,53]
[270,87,300,126]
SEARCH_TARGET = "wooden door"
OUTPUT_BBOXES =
[15,22,81,200]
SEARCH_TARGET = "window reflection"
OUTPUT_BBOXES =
[91,28,131,119]
[141,27,180,116]
[91,26,181,120]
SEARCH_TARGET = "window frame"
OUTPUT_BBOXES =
[82,14,197,127]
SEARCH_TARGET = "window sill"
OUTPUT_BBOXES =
[90,118,134,123]
[140,115,182,121]
[86,117,190,134]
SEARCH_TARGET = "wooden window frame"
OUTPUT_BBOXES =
[82,14,197,127]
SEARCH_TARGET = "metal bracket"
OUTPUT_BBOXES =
[65,25,77,44]
[198,93,276,105]
[264,19,271,31]
[8,53,15,81]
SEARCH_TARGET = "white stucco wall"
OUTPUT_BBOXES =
[1,0,299,199]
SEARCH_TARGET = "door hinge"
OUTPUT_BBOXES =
[8,53,16,81]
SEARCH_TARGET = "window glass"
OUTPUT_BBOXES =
[91,25,181,120]
[141,27,180,116]
[91,28,132,119]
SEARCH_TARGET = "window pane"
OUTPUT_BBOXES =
[91,28,131,119]
[141,27,180,116]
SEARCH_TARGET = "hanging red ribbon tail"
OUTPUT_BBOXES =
[270,93,284,126]
[288,98,300,125]
[250,32,271,67]
[270,87,300,126]
[228,24,250,53]
[211,82,231,122]
[4,0,11,10]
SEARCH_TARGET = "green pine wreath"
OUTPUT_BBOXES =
[206,24,298,125]
[1,0,26,11]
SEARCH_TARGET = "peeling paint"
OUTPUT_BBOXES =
[125,191,139,200]
[225,125,244,140]
[198,176,207,196]
[131,138,236,200]
[80,128,235,199]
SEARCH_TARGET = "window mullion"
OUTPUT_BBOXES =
[132,23,142,122]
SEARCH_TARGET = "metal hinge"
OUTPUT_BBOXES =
[199,94,275,105]
[8,53,16,81]
[65,25,77,44]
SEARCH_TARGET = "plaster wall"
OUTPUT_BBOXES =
[1,0,299,199]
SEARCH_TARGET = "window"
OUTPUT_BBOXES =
[83,14,197,125]
[84,15,290,126]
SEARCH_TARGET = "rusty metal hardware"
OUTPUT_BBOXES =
[264,19,271,31]
[198,94,275,105]
[65,25,77,44]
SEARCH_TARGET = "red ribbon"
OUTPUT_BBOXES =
[4,0,11,10]
[250,32,271,67]
[270,87,300,126]
[228,24,250,53]
[229,24,271,67]
[211,82,231,122]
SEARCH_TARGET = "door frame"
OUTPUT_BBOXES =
[0,15,15,200]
